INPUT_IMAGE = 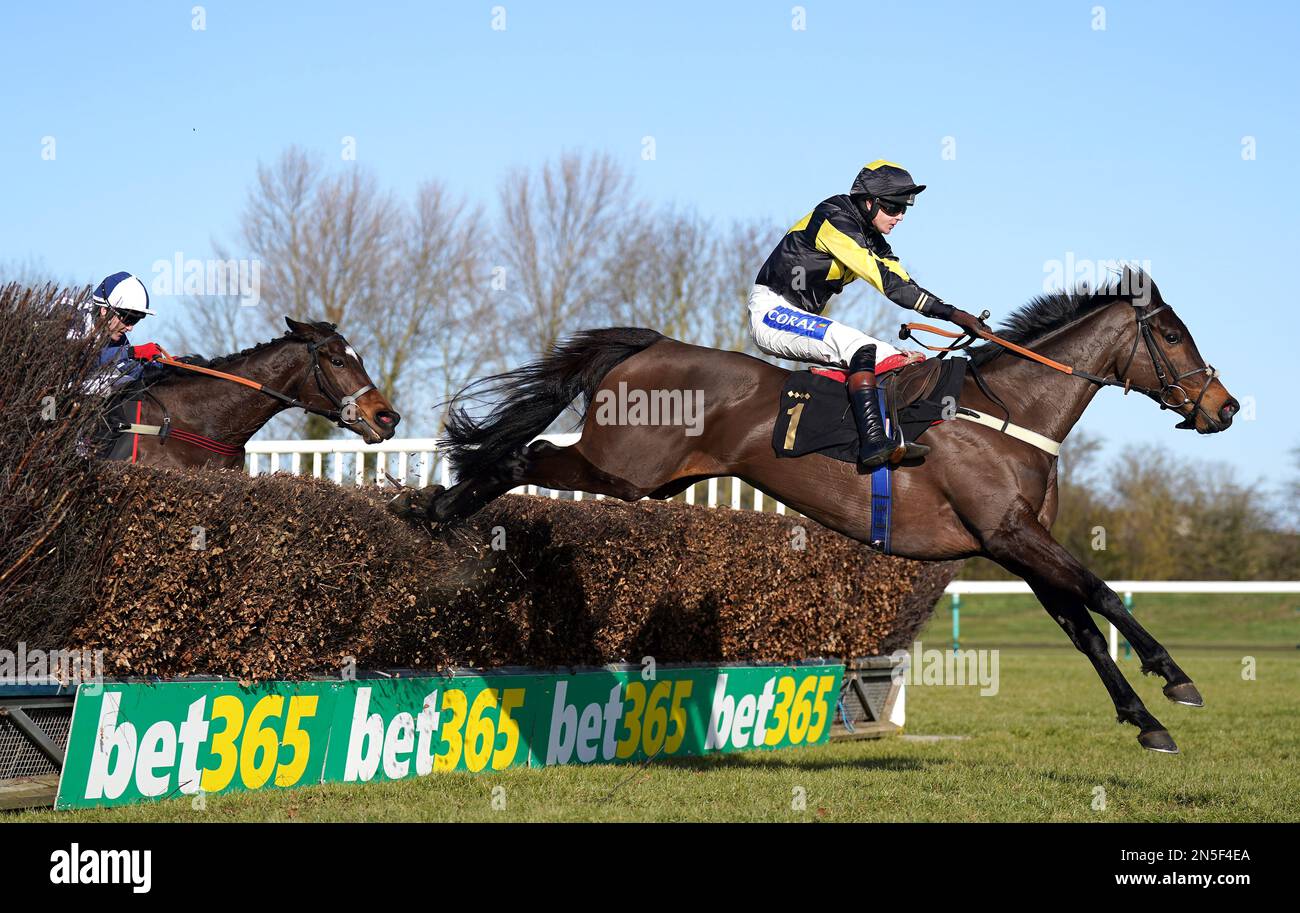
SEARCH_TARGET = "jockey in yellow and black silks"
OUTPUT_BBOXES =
[751,160,989,470]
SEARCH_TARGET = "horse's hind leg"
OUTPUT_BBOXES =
[514,439,658,501]
[391,438,657,523]
[983,500,1178,752]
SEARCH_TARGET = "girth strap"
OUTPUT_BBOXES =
[954,408,1061,456]
[117,422,243,458]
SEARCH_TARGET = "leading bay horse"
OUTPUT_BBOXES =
[101,317,400,469]
[390,270,1237,753]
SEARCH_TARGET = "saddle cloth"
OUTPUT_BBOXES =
[771,358,967,464]
[769,357,967,554]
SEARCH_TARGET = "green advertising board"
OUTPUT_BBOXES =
[56,663,844,809]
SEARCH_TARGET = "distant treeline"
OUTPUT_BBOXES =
[961,433,1298,580]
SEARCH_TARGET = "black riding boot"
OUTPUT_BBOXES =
[847,345,929,471]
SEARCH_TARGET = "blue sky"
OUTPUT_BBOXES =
[2,1,1296,492]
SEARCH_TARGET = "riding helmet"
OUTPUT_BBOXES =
[850,160,926,205]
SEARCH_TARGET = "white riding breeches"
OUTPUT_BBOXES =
[747,284,899,368]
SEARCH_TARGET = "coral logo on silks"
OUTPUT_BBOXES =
[762,306,831,340]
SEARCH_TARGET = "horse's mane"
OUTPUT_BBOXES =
[154,321,336,378]
[967,274,1141,366]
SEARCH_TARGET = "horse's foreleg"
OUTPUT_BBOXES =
[1029,582,1178,752]
[982,500,1178,752]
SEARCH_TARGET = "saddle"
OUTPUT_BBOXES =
[771,357,967,464]
[92,389,149,461]
[812,356,947,411]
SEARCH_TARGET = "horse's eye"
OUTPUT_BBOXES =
[1165,332,1181,344]
[331,358,345,367]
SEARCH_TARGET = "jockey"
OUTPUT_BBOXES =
[750,160,989,470]
[71,271,165,457]
[76,271,163,392]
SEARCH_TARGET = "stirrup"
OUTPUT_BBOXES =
[857,440,900,471]
[893,441,930,463]
[859,437,930,471]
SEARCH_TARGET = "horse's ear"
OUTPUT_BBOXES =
[284,316,309,335]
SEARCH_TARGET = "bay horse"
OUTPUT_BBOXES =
[390,270,1237,753]
[101,317,400,469]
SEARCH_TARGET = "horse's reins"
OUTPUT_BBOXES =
[121,334,375,454]
[900,300,1224,437]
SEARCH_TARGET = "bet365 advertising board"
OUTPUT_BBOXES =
[55,663,843,809]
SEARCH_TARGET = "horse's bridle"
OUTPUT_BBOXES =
[136,332,379,445]
[903,296,1225,432]
[304,333,375,430]
[1105,301,1222,431]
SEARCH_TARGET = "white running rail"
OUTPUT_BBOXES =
[244,434,790,512]
[943,580,1300,659]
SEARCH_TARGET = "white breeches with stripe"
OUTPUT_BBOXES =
[747,284,899,369]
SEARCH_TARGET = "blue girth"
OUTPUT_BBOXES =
[869,388,893,553]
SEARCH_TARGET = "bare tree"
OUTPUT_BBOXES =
[183,147,493,438]
[607,206,712,341]
[496,151,632,358]
[706,216,775,354]
[396,181,498,432]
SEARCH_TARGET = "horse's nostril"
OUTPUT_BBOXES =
[377,411,400,428]
[1218,399,1238,425]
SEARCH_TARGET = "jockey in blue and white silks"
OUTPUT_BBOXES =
[72,271,161,394]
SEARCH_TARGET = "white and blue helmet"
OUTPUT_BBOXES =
[92,271,155,316]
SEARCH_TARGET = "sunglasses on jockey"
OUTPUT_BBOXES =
[875,197,911,217]
[102,306,145,326]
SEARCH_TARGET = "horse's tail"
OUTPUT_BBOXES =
[441,327,664,482]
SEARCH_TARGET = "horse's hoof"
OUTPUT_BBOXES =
[386,485,444,521]
[386,490,415,518]
[1164,681,1204,707]
[1138,729,1179,754]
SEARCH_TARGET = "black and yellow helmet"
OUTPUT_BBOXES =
[850,160,926,205]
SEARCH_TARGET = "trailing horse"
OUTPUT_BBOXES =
[389,270,1237,753]
[99,317,400,469]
